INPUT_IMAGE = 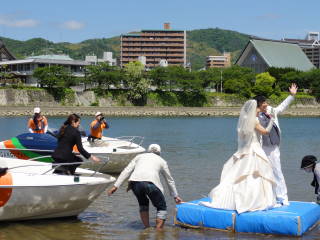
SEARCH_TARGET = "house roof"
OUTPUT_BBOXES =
[0,40,16,60]
[141,29,184,32]
[0,58,89,66]
[122,29,185,37]
[237,39,315,71]
[283,38,314,44]
[27,54,74,61]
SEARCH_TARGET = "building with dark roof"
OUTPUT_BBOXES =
[120,23,186,69]
[236,38,315,73]
[0,40,16,62]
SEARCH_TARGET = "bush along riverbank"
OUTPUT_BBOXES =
[0,87,319,117]
[0,87,318,108]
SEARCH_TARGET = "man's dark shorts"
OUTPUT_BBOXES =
[131,181,167,219]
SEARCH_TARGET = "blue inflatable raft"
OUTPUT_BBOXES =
[175,198,320,236]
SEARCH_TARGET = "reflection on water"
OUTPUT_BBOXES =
[0,116,319,239]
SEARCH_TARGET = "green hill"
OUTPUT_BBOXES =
[1,28,250,70]
[187,28,250,69]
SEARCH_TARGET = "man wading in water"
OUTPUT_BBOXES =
[108,144,182,230]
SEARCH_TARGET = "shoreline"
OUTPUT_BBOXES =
[0,106,319,117]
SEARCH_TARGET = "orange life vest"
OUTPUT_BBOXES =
[28,116,48,134]
[90,119,107,139]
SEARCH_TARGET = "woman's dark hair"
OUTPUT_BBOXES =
[59,113,81,138]
[253,95,267,107]
[33,113,40,129]
[301,155,317,169]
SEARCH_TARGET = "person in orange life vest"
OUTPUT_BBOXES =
[28,107,48,134]
[88,112,109,142]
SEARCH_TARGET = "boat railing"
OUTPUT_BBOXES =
[5,154,109,177]
[0,147,54,152]
[113,136,144,147]
[0,147,93,157]
[89,136,144,147]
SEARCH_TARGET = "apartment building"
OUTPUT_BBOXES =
[120,23,186,69]
[206,53,231,68]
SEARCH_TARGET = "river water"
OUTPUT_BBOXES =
[0,116,319,240]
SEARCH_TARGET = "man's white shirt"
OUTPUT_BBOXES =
[266,95,294,133]
[114,152,179,197]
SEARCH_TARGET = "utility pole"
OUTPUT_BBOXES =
[220,69,223,93]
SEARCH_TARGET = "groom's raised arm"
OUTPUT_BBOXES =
[273,83,297,115]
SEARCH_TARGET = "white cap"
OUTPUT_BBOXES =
[148,144,161,154]
[95,112,102,117]
[34,107,41,114]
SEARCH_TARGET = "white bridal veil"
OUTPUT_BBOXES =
[235,100,257,157]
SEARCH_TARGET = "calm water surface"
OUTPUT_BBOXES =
[0,116,319,240]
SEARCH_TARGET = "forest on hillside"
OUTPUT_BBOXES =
[1,28,250,70]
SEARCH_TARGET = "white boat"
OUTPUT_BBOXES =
[0,133,145,173]
[80,136,145,173]
[0,157,115,221]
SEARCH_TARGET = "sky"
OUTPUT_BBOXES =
[0,0,319,43]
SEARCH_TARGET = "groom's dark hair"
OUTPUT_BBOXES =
[253,95,267,107]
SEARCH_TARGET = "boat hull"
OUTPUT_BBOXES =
[0,183,109,221]
[82,151,141,173]
[0,158,115,221]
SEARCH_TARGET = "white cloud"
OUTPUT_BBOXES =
[0,16,38,27]
[61,20,85,30]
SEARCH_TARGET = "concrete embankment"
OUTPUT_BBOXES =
[0,89,319,117]
[0,106,319,117]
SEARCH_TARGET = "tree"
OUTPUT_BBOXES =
[268,67,302,91]
[149,67,169,90]
[222,66,255,97]
[33,65,70,89]
[85,62,120,89]
[223,65,255,83]
[175,68,202,91]
[278,71,304,91]
[223,78,251,98]
[123,61,150,105]
[196,68,221,90]
[306,69,320,100]
[0,65,14,86]
[251,72,276,97]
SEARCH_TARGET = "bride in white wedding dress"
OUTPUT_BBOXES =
[202,100,277,213]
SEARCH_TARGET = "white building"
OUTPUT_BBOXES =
[0,55,89,85]
[85,55,98,64]
[138,56,146,66]
[85,52,117,66]
[306,32,320,41]
[159,59,168,67]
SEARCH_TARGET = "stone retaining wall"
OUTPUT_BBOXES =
[0,89,319,116]
[0,106,319,117]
